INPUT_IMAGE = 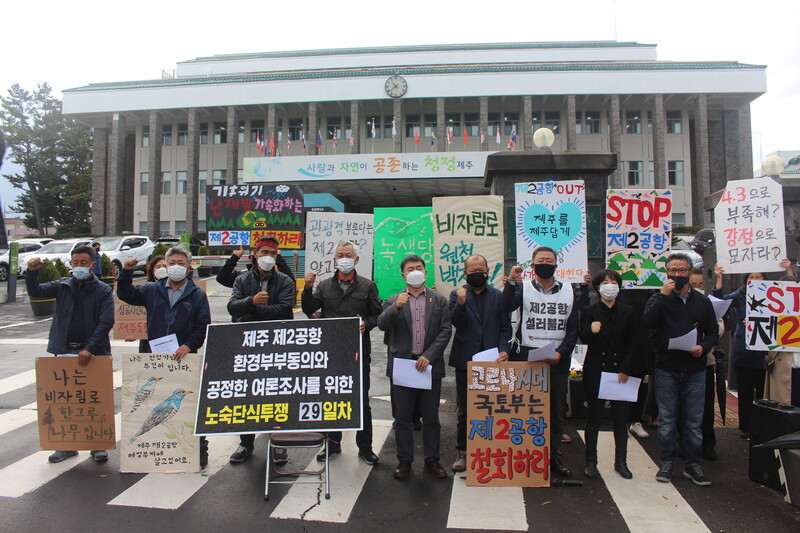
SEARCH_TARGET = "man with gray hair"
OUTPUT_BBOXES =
[302,240,382,465]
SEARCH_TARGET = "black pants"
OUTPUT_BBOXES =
[584,395,629,463]
[455,367,468,451]
[735,365,766,432]
[393,379,442,463]
[327,353,373,452]
[551,372,568,458]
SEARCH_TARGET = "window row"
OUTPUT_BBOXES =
[139,169,242,195]
[625,160,685,186]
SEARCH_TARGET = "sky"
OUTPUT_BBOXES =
[1,0,798,215]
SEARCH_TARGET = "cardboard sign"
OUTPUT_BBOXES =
[373,206,434,300]
[120,353,201,473]
[195,317,363,435]
[466,361,551,487]
[305,212,374,289]
[606,189,672,289]
[114,279,207,341]
[36,356,116,451]
[745,280,800,351]
[432,195,504,296]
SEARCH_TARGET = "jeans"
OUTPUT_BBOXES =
[655,368,705,465]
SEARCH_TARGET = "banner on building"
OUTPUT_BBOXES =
[373,207,434,300]
[514,181,587,283]
[36,356,116,451]
[745,280,800,351]
[120,353,201,473]
[714,177,785,274]
[304,212,374,289]
[606,189,672,289]
[195,318,363,435]
[431,195,504,296]
[205,184,304,249]
[466,361,551,487]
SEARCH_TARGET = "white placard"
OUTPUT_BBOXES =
[304,212,374,289]
[149,334,180,354]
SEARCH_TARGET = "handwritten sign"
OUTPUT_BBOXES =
[466,361,550,487]
[304,213,374,289]
[432,195,504,296]
[114,280,207,340]
[373,207,434,300]
[36,357,116,451]
[715,177,785,274]
[606,189,672,289]
[206,184,304,249]
[515,181,587,283]
[121,353,201,473]
[745,280,800,351]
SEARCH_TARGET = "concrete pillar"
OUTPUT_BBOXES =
[566,95,577,152]
[123,133,136,232]
[739,103,753,180]
[652,95,667,189]
[708,117,725,193]
[393,99,403,153]
[479,97,489,151]
[308,103,319,155]
[108,113,126,234]
[226,106,239,185]
[692,95,711,226]
[610,95,622,188]
[522,96,533,151]
[722,109,742,183]
[436,98,446,152]
[147,111,162,239]
[350,101,361,154]
[90,127,108,235]
[186,109,200,235]
[267,104,277,155]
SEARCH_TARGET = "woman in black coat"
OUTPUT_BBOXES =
[579,269,638,480]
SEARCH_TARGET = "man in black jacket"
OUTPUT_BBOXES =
[643,253,719,486]
[302,240,382,465]
[227,235,296,463]
[215,245,295,289]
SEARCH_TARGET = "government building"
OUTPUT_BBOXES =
[61,41,766,237]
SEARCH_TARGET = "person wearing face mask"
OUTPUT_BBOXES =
[447,254,512,472]
[378,255,452,480]
[215,245,295,289]
[502,247,580,480]
[26,245,115,464]
[643,253,718,487]
[301,240,382,465]
[579,270,638,480]
[227,235,295,464]
[146,255,167,282]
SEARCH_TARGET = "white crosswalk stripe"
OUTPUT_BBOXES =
[0,369,37,396]
[447,476,528,530]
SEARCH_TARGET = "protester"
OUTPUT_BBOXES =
[216,245,295,288]
[91,242,102,278]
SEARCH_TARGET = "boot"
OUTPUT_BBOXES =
[614,422,632,479]
[614,451,632,479]
[584,450,598,479]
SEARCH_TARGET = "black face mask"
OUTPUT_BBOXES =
[533,263,557,280]
[466,272,488,289]
[669,275,690,291]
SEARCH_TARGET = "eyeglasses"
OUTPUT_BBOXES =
[667,268,690,275]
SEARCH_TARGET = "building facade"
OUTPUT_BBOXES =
[61,41,766,237]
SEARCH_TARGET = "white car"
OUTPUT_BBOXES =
[93,235,155,275]
[672,240,703,268]
[19,238,93,274]
[0,240,49,281]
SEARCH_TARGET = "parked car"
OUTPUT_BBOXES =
[673,240,703,268]
[19,238,93,274]
[155,235,205,256]
[690,228,715,255]
[93,235,155,275]
[0,240,48,281]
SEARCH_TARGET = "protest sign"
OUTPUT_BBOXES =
[195,317,363,435]
[466,361,550,487]
[745,280,800,351]
[514,181,587,283]
[432,195,504,296]
[36,356,116,451]
[606,189,672,289]
[304,212,374,289]
[714,177,785,274]
[373,207,434,300]
[120,353,201,473]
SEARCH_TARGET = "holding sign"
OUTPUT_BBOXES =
[746,280,800,351]
[305,212,374,290]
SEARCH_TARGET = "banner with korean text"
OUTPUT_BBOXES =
[305,212,374,290]
[373,207,434,300]
[121,353,201,473]
[745,280,800,351]
[432,195,504,296]
[36,357,116,451]
[714,177,785,274]
[195,317,362,435]
[606,189,672,289]
[466,361,550,487]
[514,181,587,283]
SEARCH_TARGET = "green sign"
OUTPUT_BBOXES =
[180,233,191,248]
[373,207,434,300]
[9,242,19,275]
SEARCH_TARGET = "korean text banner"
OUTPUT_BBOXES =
[373,207,434,300]
[36,357,116,451]
[195,317,363,435]
[606,189,672,289]
[121,353,201,473]
[466,362,550,487]
[514,181,588,283]
[432,195,504,296]
[714,177,785,274]
[205,184,304,249]
[305,212,374,289]
[745,280,800,351]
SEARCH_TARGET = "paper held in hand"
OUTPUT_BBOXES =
[527,342,556,362]
[598,372,642,402]
[667,329,698,352]
[472,347,500,362]
[392,358,433,390]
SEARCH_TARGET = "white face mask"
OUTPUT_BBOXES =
[598,283,620,300]
[336,257,355,274]
[405,270,426,288]
[166,265,188,282]
[257,255,276,272]
[154,267,168,280]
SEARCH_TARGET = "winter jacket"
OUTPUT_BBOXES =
[227,267,294,321]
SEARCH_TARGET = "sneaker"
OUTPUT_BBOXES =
[90,450,108,462]
[452,450,467,472]
[358,449,380,465]
[629,422,649,439]
[656,461,674,483]
[561,433,572,444]
[229,445,253,463]
[48,450,78,463]
[683,463,711,486]
[273,447,289,465]
[316,443,342,462]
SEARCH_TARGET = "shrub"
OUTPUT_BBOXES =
[38,259,61,283]
[100,253,113,277]
[53,258,70,278]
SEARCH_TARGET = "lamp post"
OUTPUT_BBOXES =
[533,127,555,150]
[762,155,786,178]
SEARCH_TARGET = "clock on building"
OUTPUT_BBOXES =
[384,75,408,98]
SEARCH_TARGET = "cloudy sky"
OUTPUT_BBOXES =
[1,0,798,214]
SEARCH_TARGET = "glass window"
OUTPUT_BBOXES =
[139,172,149,195]
[161,172,171,195]
[212,170,225,186]
[174,221,186,234]
[673,213,687,226]
[575,111,583,135]
[250,120,265,143]
[668,161,684,186]
[162,124,172,146]
[667,110,682,134]
[199,170,207,193]
[423,114,436,137]
[176,171,187,195]
[288,118,304,143]
[213,122,226,144]
[366,117,380,139]
[647,111,653,135]
[405,114,420,137]
[648,161,654,187]
[238,169,243,182]
[504,112,519,136]
[177,123,188,146]
[198,220,206,233]
[446,113,461,137]
[380,115,392,138]
[463,113,479,136]
[532,111,542,132]
[138,221,147,235]
[488,113,500,135]
[141,126,150,147]
[200,122,208,145]
[159,221,170,237]
[584,111,600,134]
[627,161,642,185]
[326,117,341,139]
[344,117,352,140]
[625,111,641,134]
[545,111,560,133]
[238,120,245,143]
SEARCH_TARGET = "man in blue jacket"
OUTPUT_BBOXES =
[26,245,115,464]
[448,254,511,472]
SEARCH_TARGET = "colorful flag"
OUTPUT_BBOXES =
[431,131,436,146]
[446,127,452,144]
[414,127,420,145]
[463,126,469,144]
[496,127,501,145]
[301,130,307,149]
[256,133,264,153]
[287,132,292,149]
[480,128,485,144]
[316,130,322,149]
[349,135,354,148]
[392,118,397,138]
[371,119,376,139]
[332,131,338,148]
[508,125,517,150]
[269,133,275,156]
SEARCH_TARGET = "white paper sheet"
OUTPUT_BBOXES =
[56,353,79,357]
[149,333,179,354]
[472,347,500,362]
[392,358,433,390]
[598,372,642,402]
[708,296,733,322]
[667,329,698,352]
[527,342,556,362]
